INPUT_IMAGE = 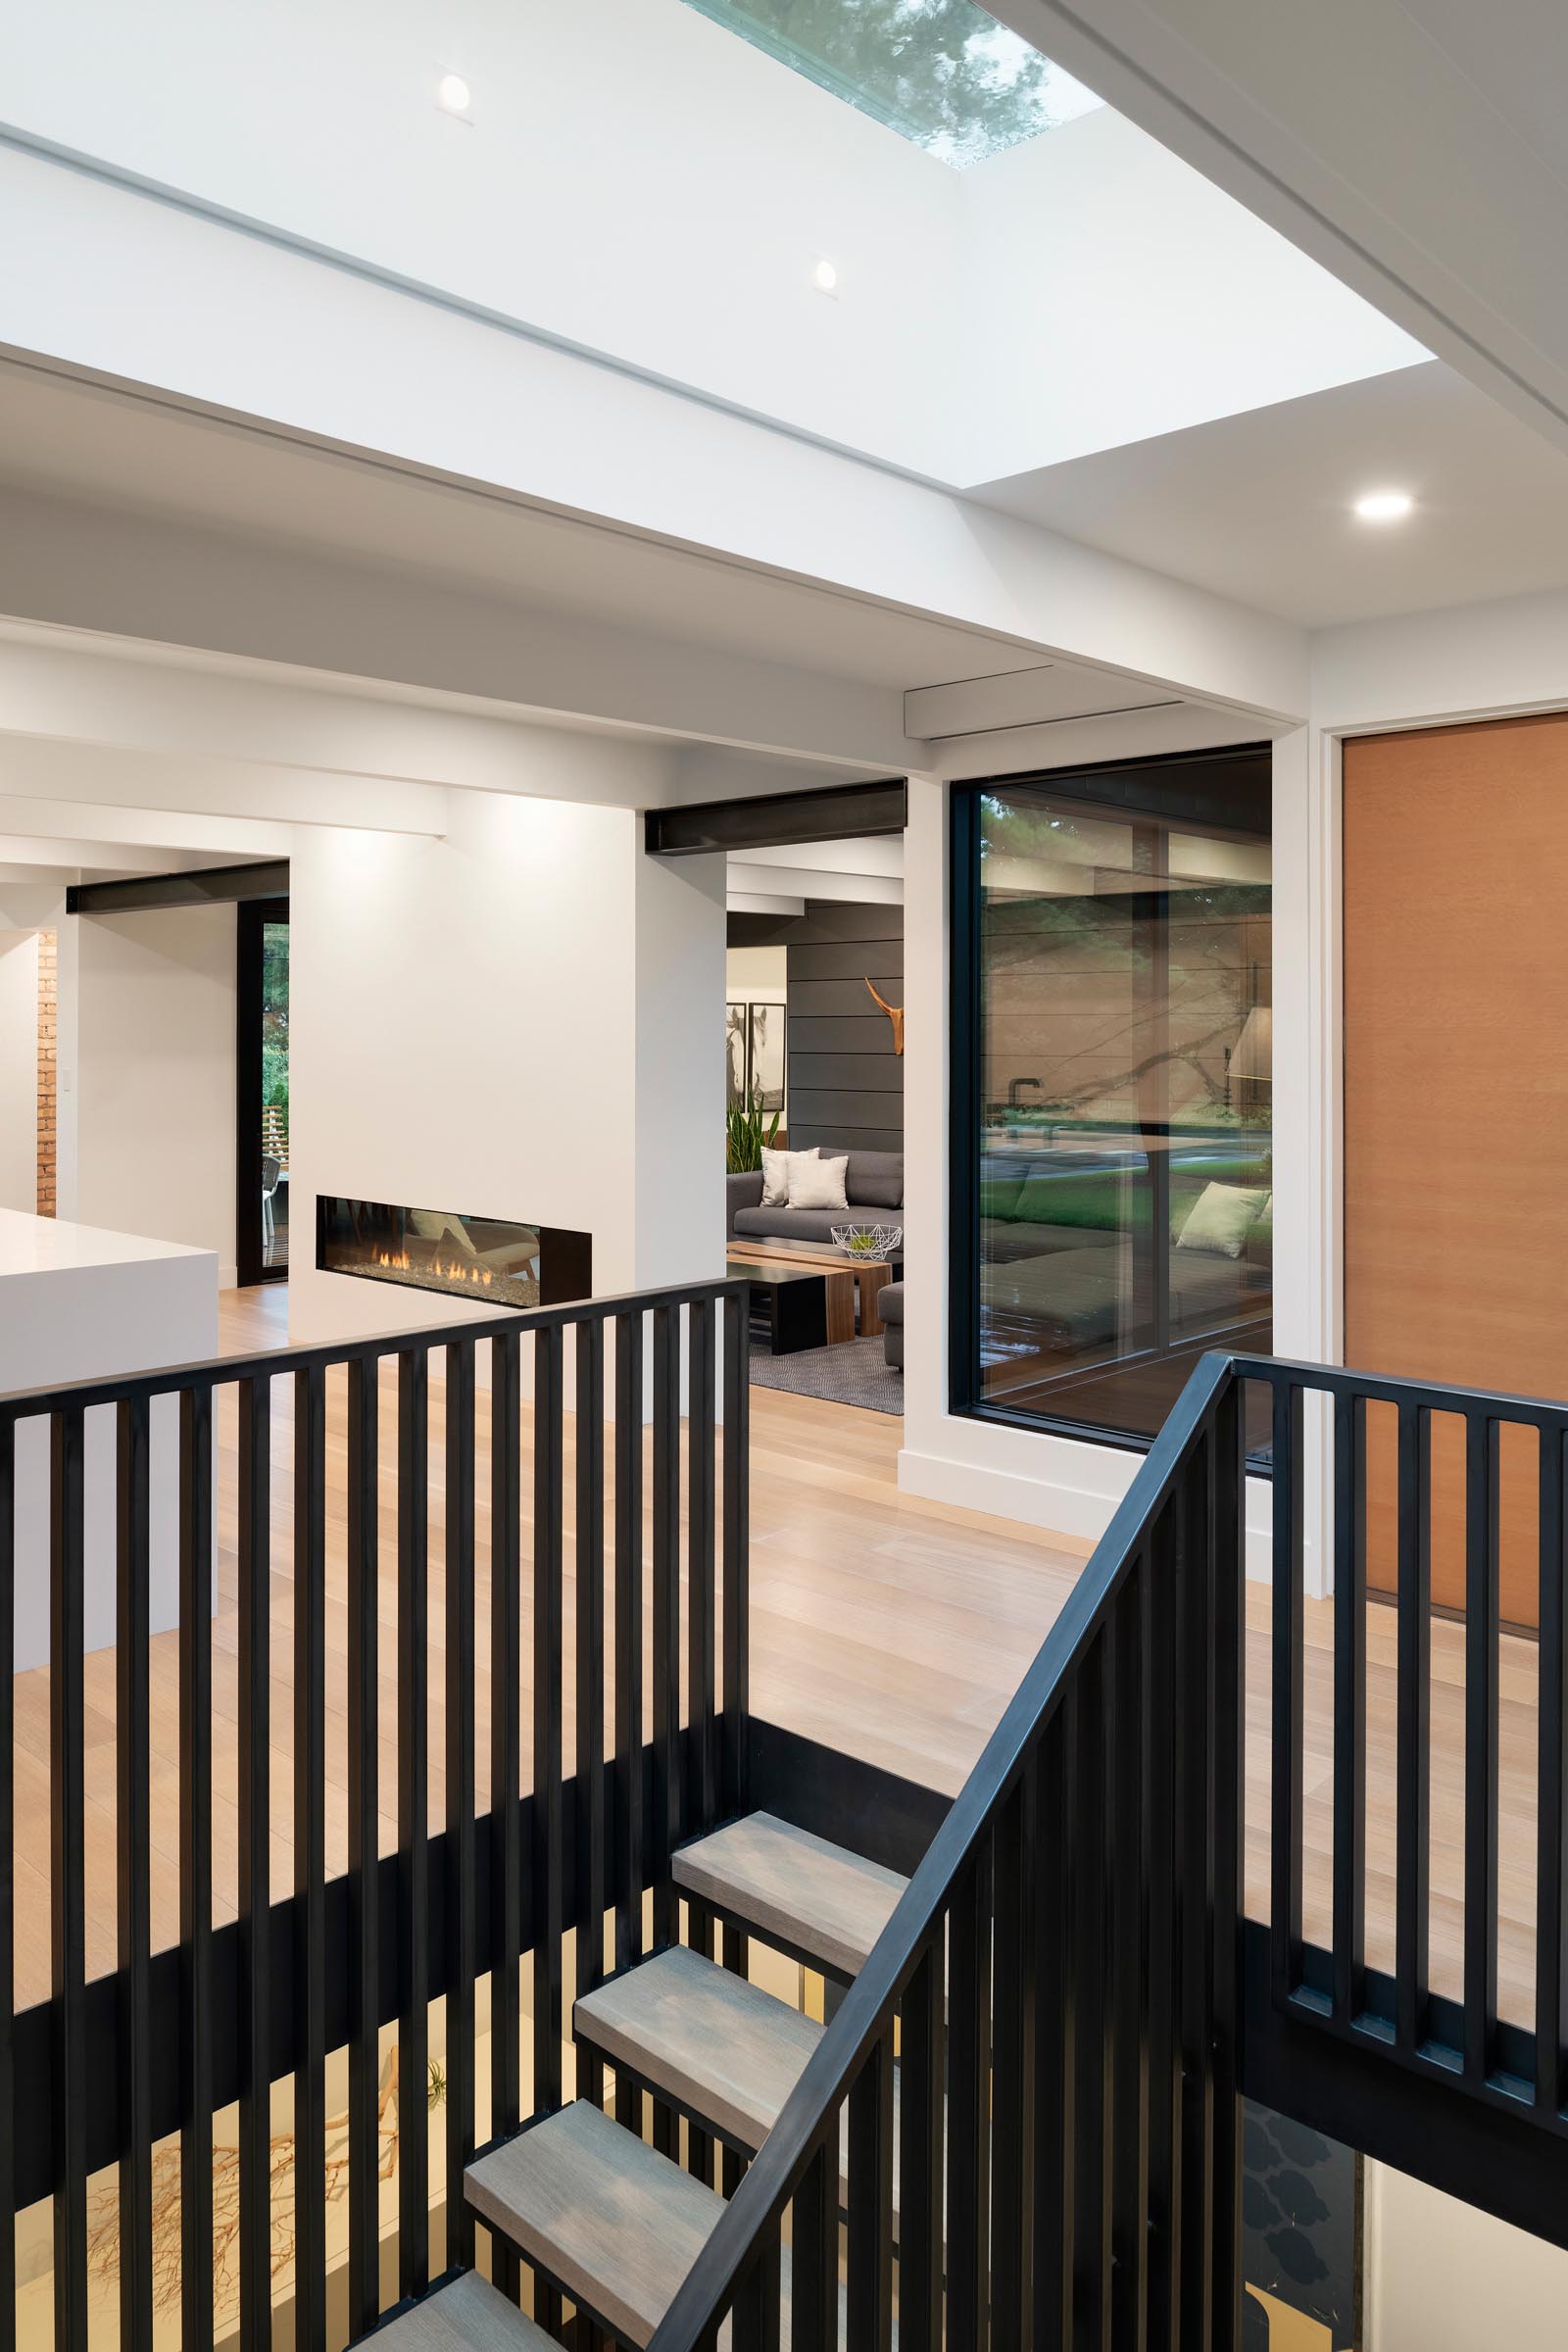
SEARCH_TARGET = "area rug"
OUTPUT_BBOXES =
[748,1332,904,1416]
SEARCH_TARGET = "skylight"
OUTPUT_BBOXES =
[682,0,1102,167]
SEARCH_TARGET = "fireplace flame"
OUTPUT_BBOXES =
[368,1246,492,1289]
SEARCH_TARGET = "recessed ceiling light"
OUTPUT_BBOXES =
[1353,489,1414,523]
[811,258,839,295]
[437,72,472,116]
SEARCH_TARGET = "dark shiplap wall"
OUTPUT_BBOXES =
[784,900,903,1153]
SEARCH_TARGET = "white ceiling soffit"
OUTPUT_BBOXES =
[986,0,1568,460]
[727,835,903,879]
[905,662,1178,741]
[726,861,902,907]
[971,361,1568,628]
[727,890,807,918]
[0,360,1049,698]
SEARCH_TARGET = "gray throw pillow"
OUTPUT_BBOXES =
[847,1151,904,1208]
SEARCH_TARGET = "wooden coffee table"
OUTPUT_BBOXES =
[726,1237,898,1339]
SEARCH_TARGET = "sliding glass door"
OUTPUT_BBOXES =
[236,897,289,1285]
[953,757,1273,1446]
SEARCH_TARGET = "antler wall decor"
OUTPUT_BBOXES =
[864,977,905,1055]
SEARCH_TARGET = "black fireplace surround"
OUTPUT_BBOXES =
[318,1197,592,1310]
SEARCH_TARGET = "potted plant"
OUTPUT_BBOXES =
[726,1089,781,1173]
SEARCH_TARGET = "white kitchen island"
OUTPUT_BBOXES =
[0,1208,218,1670]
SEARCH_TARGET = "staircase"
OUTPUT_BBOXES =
[368,1813,908,2347]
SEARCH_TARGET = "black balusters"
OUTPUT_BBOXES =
[846,2026,895,2352]
[490,1329,523,2297]
[1270,1381,1305,2004]
[721,1290,750,1818]
[575,1319,608,2117]
[1031,1703,1074,2352]
[1176,1436,1214,2352]
[1143,1506,1180,2350]
[1463,1412,1501,2082]
[900,1935,946,2352]
[991,1772,1033,2349]
[1332,1392,1368,2025]
[446,1338,477,2268]
[1109,1575,1149,2352]
[236,1376,272,2344]
[116,1396,153,2352]
[1395,1399,1432,2053]
[533,1322,565,2330]
[948,1850,992,2352]
[612,1310,645,2132]
[1207,1380,1246,2352]
[651,1304,681,1953]
[397,1346,431,2297]
[789,2137,838,2352]
[177,1388,214,2351]
[295,1363,328,2348]
[346,1356,381,2337]
[1072,1631,1112,2352]
[1539,1427,1568,2113]
[51,1407,88,2350]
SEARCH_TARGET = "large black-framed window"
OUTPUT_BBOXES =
[951,749,1274,1450]
[236,897,289,1286]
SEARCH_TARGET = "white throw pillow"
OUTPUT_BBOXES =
[1174,1181,1266,1259]
[760,1145,816,1206]
[788,1152,849,1212]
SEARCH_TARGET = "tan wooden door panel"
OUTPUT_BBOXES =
[1344,712,1568,1625]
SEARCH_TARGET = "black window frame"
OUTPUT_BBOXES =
[948,745,1274,1451]
[236,895,290,1288]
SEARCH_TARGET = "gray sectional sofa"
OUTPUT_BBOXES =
[728,1149,906,1369]
[726,1149,905,1250]
[979,1149,1271,1355]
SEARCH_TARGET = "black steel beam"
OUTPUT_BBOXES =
[66,859,289,914]
[645,779,906,857]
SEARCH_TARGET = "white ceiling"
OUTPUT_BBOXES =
[973,362,1568,627]
[991,0,1568,461]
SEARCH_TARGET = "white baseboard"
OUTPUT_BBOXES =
[899,1435,1286,1584]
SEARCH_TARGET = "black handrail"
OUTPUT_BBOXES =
[650,1346,1246,2352]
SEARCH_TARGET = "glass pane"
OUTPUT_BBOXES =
[261,918,289,1269]
[683,0,1102,167]
[975,784,1271,1442]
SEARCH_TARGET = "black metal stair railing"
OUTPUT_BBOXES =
[1240,1353,1568,2140]
[0,1274,750,2352]
[651,1345,1568,2351]
[650,1348,1250,2352]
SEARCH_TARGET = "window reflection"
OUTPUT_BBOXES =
[974,782,1272,1443]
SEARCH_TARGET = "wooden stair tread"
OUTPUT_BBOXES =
[466,2101,725,2350]
[576,1945,824,2150]
[363,2269,557,2351]
[672,1811,907,1978]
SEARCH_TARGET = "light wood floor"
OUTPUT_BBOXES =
[9,1287,1544,2030]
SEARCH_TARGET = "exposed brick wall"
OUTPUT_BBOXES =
[35,928,56,1217]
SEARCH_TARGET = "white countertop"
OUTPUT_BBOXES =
[0,1206,214,1278]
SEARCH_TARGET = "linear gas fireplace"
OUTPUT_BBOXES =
[318,1197,592,1310]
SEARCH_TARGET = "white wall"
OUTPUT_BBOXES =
[726,947,787,1004]
[0,931,38,1210]
[1365,2163,1568,2350]
[288,780,723,1348]
[74,906,237,1281]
